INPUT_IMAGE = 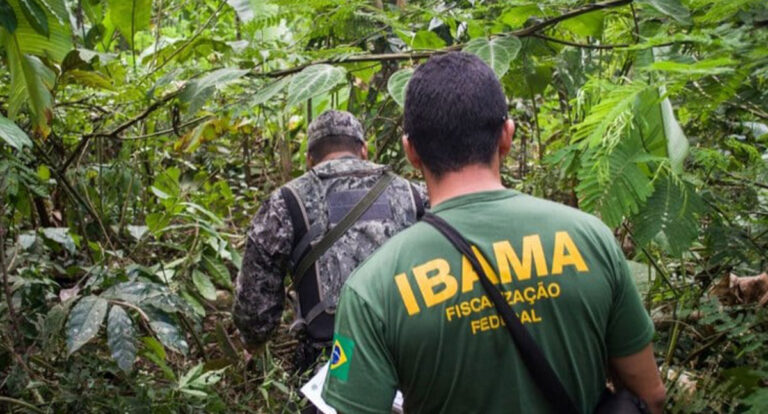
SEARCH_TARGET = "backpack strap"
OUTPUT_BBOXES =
[409,182,425,219]
[280,186,310,252]
[292,171,396,287]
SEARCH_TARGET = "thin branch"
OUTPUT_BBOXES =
[60,92,179,173]
[532,33,629,49]
[0,396,45,414]
[144,1,226,79]
[256,0,633,78]
[120,116,212,140]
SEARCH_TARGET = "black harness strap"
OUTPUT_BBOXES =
[280,186,309,252]
[292,171,395,286]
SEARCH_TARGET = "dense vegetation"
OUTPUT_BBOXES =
[1,0,767,412]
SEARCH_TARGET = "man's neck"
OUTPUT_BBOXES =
[311,151,361,168]
[424,164,505,207]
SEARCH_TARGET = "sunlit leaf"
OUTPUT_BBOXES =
[67,295,108,355]
[108,0,151,47]
[107,306,137,372]
[19,0,48,36]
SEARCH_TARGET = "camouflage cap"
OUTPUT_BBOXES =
[307,110,365,147]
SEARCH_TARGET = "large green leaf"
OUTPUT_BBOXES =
[630,176,704,256]
[499,4,543,28]
[146,309,189,355]
[0,114,32,150]
[4,0,71,61]
[202,255,232,289]
[638,0,691,24]
[67,295,109,355]
[576,136,656,227]
[180,68,249,114]
[251,76,290,106]
[572,81,650,147]
[659,95,688,173]
[107,305,137,372]
[287,64,346,107]
[19,0,48,37]
[387,68,413,108]
[192,270,217,301]
[559,10,604,37]
[463,35,521,78]
[410,30,445,50]
[0,0,18,33]
[108,0,151,47]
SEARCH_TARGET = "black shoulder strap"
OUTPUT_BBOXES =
[280,186,309,251]
[409,182,425,219]
[292,171,396,286]
[422,213,580,414]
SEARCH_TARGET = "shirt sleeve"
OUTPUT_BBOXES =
[605,238,655,357]
[233,190,293,348]
[322,286,398,414]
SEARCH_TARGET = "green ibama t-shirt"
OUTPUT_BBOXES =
[323,190,654,413]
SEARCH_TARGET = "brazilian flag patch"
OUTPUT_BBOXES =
[329,333,355,382]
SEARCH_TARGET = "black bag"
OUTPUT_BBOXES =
[422,212,649,414]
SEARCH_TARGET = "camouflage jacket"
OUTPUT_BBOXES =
[234,157,428,348]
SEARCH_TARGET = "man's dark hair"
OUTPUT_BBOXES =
[308,134,364,161]
[404,52,508,177]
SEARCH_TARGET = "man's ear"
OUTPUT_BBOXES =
[402,135,422,170]
[306,153,315,169]
[499,119,514,157]
[360,142,369,160]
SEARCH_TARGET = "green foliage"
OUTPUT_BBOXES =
[287,64,347,107]
[107,305,137,372]
[67,295,109,355]
[0,0,767,410]
[463,35,521,78]
[387,68,413,108]
[0,113,32,150]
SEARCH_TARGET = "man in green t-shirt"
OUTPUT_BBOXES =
[322,52,666,413]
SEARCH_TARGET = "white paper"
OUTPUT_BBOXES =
[301,363,404,414]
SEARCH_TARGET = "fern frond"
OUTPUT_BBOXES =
[630,174,705,256]
[576,135,655,227]
[571,80,650,148]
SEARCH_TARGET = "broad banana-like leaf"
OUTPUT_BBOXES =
[0,0,17,33]
[67,295,109,355]
[107,0,151,47]
[19,0,48,37]
[287,64,346,107]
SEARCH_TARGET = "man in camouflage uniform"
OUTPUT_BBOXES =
[234,110,427,370]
